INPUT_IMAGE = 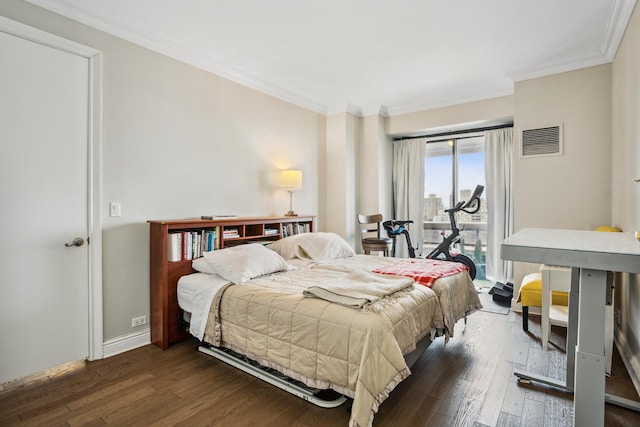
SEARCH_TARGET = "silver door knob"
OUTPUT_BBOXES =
[65,237,85,247]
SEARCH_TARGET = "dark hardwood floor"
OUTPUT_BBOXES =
[2,307,639,426]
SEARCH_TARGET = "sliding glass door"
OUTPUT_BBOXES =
[424,135,487,280]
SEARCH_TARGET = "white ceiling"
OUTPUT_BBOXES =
[26,0,637,116]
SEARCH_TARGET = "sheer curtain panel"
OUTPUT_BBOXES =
[392,139,426,258]
[484,128,514,283]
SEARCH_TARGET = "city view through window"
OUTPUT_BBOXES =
[423,136,488,280]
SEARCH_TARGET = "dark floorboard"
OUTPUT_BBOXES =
[1,308,639,426]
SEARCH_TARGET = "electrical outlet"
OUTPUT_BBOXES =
[132,315,146,328]
[615,309,621,326]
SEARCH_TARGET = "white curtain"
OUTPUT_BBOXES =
[484,128,514,283]
[392,139,425,258]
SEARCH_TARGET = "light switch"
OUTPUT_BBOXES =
[110,202,122,217]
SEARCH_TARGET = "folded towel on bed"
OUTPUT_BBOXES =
[302,269,414,310]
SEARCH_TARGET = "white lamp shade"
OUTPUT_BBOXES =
[281,169,302,190]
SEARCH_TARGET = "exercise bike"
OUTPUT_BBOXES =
[383,184,484,280]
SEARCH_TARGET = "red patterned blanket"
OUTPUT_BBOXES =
[372,258,468,288]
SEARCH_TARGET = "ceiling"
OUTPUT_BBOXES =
[26,0,637,117]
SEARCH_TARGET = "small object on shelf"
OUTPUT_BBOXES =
[201,215,238,220]
[223,228,240,239]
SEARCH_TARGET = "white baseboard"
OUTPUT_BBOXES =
[103,329,150,358]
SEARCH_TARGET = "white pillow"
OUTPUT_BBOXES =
[201,243,289,283]
[268,232,355,261]
[192,256,215,274]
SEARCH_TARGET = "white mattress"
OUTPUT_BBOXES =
[177,272,229,340]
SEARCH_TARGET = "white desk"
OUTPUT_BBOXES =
[501,228,640,426]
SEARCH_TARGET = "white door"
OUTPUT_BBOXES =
[0,29,91,384]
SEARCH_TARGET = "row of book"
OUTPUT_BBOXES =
[168,229,219,261]
[282,222,311,237]
[167,222,313,261]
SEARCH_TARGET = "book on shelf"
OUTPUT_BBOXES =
[167,232,182,261]
[223,228,240,239]
[203,229,216,252]
[214,226,221,249]
[264,228,279,236]
[182,232,193,260]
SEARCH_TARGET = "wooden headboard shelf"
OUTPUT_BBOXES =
[148,215,316,349]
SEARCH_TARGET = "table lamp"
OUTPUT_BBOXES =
[281,169,302,216]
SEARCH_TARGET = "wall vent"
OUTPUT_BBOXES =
[521,125,563,157]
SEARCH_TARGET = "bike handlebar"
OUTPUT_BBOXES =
[444,185,484,215]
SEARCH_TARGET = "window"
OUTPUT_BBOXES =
[423,135,487,280]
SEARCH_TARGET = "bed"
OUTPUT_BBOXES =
[177,233,481,427]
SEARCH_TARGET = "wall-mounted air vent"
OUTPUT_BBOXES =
[521,125,563,158]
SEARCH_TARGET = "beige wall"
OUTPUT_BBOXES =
[359,116,393,216]
[325,113,359,247]
[387,96,514,137]
[513,64,613,283]
[612,2,640,384]
[1,0,326,341]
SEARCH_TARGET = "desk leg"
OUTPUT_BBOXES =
[514,267,579,392]
[574,268,607,427]
[516,267,640,420]
[565,267,579,391]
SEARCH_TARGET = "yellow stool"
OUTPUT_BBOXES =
[517,272,568,331]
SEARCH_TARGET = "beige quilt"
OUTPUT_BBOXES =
[312,255,482,340]
[203,267,443,427]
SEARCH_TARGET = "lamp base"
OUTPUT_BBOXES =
[284,211,298,217]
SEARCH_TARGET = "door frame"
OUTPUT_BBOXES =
[0,16,104,360]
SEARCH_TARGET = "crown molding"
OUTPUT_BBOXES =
[386,85,514,117]
[361,105,389,118]
[23,0,637,118]
[24,0,328,115]
[601,0,637,61]
[344,102,363,117]
[17,0,518,118]
[511,0,635,82]
[509,52,613,83]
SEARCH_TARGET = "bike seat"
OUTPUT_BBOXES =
[382,220,413,236]
[385,220,413,226]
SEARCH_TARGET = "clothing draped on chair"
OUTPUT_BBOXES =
[392,138,425,258]
[484,128,514,283]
